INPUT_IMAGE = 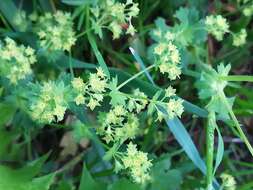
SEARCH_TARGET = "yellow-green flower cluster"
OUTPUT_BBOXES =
[71,67,108,110]
[0,37,36,84]
[153,41,181,80]
[13,10,29,32]
[156,86,184,121]
[98,105,139,144]
[128,89,148,113]
[221,173,236,190]
[205,15,229,41]
[121,142,152,184]
[239,0,253,16]
[233,29,247,47]
[91,0,139,39]
[29,80,69,123]
[36,11,76,52]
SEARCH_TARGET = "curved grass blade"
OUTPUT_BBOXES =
[213,124,224,175]
[0,1,19,30]
[129,47,155,85]
[87,33,110,78]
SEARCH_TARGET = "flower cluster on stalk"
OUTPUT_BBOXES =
[121,142,152,184]
[29,79,69,124]
[221,173,236,190]
[233,29,247,47]
[35,11,76,52]
[71,67,108,110]
[90,0,139,39]
[205,15,229,41]
[153,40,182,80]
[0,37,36,84]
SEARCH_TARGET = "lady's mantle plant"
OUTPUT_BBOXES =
[0,1,250,189]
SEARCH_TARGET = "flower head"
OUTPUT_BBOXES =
[35,11,76,52]
[71,67,108,110]
[90,0,139,39]
[233,29,247,47]
[29,80,69,123]
[221,173,236,190]
[122,142,152,184]
[205,15,229,41]
[153,40,182,80]
[0,38,36,84]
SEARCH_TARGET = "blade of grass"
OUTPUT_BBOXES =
[38,0,55,12]
[129,47,155,85]
[0,1,19,30]
[213,125,224,175]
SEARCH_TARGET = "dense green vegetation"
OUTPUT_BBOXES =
[0,0,253,189]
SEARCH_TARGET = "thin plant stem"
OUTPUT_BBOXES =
[220,75,253,82]
[116,64,156,90]
[206,112,215,189]
[69,50,74,77]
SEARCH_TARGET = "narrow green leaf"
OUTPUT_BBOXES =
[213,125,224,175]
[0,1,19,30]
[38,0,54,12]
[87,34,110,78]
[129,47,154,85]
[78,164,106,190]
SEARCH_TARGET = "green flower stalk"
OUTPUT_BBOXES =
[0,37,36,84]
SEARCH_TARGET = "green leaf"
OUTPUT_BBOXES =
[174,7,207,45]
[72,121,94,141]
[107,179,141,190]
[29,173,55,190]
[213,126,224,175]
[0,155,54,190]
[38,0,54,12]
[78,164,105,190]
[0,103,16,128]
[150,155,181,190]
[108,77,127,106]
[87,33,110,78]
[0,1,19,30]
[0,130,17,159]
